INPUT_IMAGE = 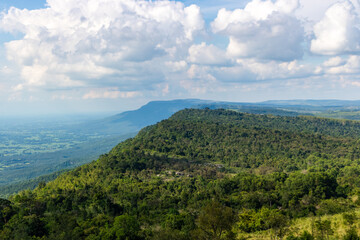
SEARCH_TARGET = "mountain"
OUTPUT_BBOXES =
[77,98,320,136]
[4,98,360,194]
[1,109,360,239]
[0,100,211,188]
[81,99,213,135]
[17,98,360,142]
[1,98,360,192]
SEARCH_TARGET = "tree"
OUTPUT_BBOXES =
[343,212,357,226]
[192,201,236,240]
[261,208,289,240]
[0,199,13,229]
[110,215,141,240]
[286,231,314,240]
[314,219,333,240]
[343,228,360,240]
[237,207,289,237]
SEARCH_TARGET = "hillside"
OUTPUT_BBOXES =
[5,98,360,193]
[0,99,209,190]
[0,99,309,192]
[1,109,360,239]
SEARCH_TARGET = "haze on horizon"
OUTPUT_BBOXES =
[0,0,360,116]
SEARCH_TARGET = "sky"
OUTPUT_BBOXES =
[1,0,360,116]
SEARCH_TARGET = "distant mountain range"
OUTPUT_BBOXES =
[80,99,360,136]
[74,99,210,136]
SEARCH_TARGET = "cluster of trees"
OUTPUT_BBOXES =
[1,109,360,239]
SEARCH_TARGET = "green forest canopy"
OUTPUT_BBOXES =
[2,109,360,239]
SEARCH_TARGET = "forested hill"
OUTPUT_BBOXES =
[2,109,360,239]
[109,108,360,171]
[168,108,360,138]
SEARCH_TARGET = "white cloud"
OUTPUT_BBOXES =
[3,0,360,106]
[184,58,316,85]
[323,56,346,67]
[245,59,314,80]
[211,65,256,83]
[0,0,204,91]
[213,59,315,82]
[326,55,360,74]
[82,88,141,99]
[297,0,340,22]
[181,65,219,95]
[165,61,188,72]
[0,65,11,74]
[311,0,360,55]
[188,42,229,65]
[187,64,217,81]
[211,0,304,61]
[20,65,48,86]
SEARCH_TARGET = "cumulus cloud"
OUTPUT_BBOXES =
[326,55,360,74]
[3,0,360,104]
[188,42,229,65]
[184,58,316,86]
[323,56,346,67]
[211,0,304,61]
[297,0,340,22]
[212,59,315,82]
[165,61,188,72]
[0,0,204,90]
[311,0,360,55]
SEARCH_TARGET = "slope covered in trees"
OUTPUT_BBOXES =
[5,99,360,196]
[1,109,360,239]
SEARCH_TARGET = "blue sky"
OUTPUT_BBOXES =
[0,0,359,116]
[0,0,45,10]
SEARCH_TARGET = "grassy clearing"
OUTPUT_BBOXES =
[237,209,360,239]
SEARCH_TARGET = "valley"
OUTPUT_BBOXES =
[2,0,360,238]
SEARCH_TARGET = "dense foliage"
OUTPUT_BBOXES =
[0,170,69,199]
[2,109,360,239]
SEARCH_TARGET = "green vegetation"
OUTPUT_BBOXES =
[2,109,360,239]
[4,99,360,195]
[0,170,69,198]
[0,99,206,188]
[315,110,360,121]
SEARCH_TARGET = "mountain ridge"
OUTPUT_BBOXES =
[2,108,360,239]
